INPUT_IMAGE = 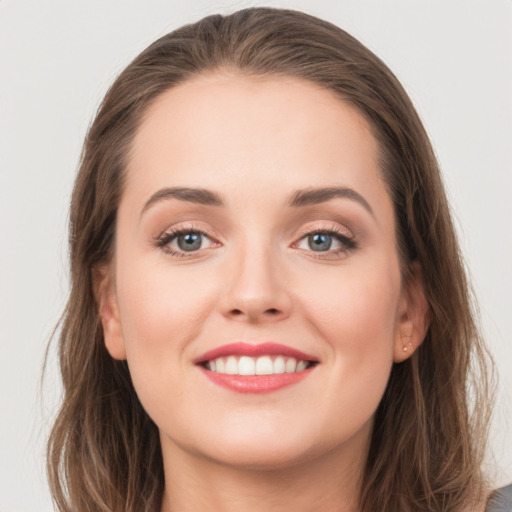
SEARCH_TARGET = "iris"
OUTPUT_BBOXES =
[308,233,332,251]
[178,233,202,251]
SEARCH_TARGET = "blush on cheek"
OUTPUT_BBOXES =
[117,267,218,377]
[306,273,398,347]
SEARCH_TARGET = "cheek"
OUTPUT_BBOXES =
[113,257,223,427]
[114,257,218,375]
[300,260,400,348]
[296,258,401,407]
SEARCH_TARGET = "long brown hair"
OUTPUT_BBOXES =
[47,8,493,511]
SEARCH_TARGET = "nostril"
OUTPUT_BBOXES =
[226,307,285,320]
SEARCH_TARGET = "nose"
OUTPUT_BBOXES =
[219,245,292,323]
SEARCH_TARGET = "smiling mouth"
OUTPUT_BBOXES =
[195,342,318,393]
[202,355,316,375]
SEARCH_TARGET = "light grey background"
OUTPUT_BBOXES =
[1,1,510,510]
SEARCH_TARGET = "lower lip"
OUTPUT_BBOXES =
[199,367,315,394]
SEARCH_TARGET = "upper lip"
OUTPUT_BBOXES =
[194,342,319,364]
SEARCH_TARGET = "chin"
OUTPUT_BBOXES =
[201,438,319,471]
[184,416,359,472]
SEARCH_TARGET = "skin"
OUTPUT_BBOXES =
[96,73,429,512]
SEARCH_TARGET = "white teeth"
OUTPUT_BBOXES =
[296,360,308,372]
[225,356,238,375]
[238,356,256,375]
[285,357,297,373]
[205,355,312,375]
[273,355,286,374]
[255,355,273,375]
[216,357,225,373]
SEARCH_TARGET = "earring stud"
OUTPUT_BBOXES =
[402,340,414,353]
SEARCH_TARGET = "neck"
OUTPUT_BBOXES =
[159,431,368,512]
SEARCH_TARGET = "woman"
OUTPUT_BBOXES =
[46,7,509,512]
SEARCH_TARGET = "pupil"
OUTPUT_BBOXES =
[309,233,332,251]
[178,233,202,251]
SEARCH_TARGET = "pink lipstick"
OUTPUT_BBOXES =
[195,342,318,394]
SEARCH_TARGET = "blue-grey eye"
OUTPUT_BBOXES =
[308,233,332,251]
[177,232,203,251]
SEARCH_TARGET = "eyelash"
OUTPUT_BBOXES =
[155,224,216,258]
[294,225,358,259]
[154,224,358,259]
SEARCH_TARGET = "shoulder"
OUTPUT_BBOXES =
[485,484,512,512]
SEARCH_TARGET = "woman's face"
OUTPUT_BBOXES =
[99,73,423,470]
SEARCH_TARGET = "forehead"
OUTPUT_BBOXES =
[125,72,388,211]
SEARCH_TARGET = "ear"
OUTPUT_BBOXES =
[393,262,430,363]
[93,264,127,360]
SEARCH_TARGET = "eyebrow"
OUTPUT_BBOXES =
[289,187,374,216]
[141,185,373,217]
[141,187,224,216]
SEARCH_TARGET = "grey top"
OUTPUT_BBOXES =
[486,485,512,512]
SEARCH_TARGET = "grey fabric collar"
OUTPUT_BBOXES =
[486,484,512,512]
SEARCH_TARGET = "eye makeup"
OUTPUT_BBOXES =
[292,222,358,260]
[152,219,358,261]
